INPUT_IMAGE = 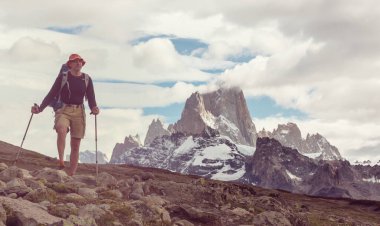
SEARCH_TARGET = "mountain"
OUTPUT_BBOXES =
[242,137,380,200]
[110,134,141,163]
[112,129,380,200]
[1,140,380,225]
[110,87,380,201]
[242,137,318,191]
[173,87,257,146]
[144,118,171,145]
[258,122,342,161]
[112,128,255,181]
[79,150,109,164]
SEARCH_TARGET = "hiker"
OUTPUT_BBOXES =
[31,54,99,176]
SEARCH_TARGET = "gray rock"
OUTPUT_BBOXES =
[97,172,117,188]
[130,182,145,200]
[78,204,106,220]
[2,178,32,197]
[6,178,26,188]
[34,167,69,183]
[0,181,5,189]
[65,193,85,202]
[0,203,6,224]
[173,219,195,226]
[23,188,57,203]
[72,174,97,186]
[99,189,123,199]
[0,196,67,225]
[141,195,169,207]
[251,211,292,226]
[24,178,46,190]
[39,200,51,209]
[177,204,220,224]
[0,166,32,182]
[231,207,251,216]
[78,188,98,199]
[0,163,8,172]
[68,214,97,226]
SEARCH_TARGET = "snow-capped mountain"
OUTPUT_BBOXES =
[258,123,342,161]
[79,150,109,164]
[352,160,380,166]
[241,137,380,200]
[173,87,257,146]
[110,87,380,200]
[112,128,255,181]
[66,150,109,164]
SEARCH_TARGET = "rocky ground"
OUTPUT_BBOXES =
[0,140,380,226]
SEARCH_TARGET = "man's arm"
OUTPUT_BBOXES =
[86,76,99,115]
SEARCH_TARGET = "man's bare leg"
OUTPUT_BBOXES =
[56,125,68,168]
[68,137,81,176]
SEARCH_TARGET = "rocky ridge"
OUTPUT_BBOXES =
[144,119,171,146]
[258,123,342,161]
[173,88,257,146]
[110,135,141,163]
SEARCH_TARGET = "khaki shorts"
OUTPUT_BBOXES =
[54,104,86,139]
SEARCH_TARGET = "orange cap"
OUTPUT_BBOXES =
[66,53,86,66]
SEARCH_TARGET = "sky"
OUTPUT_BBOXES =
[0,0,379,163]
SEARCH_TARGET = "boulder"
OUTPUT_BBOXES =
[34,168,69,183]
[97,172,117,188]
[0,166,32,182]
[78,188,98,199]
[251,211,291,226]
[0,196,68,225]
[0,163,8,172]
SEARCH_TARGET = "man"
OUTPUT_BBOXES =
[31,54,99,176]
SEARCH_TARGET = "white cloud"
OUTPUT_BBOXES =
[0,0,379,162]
[96,82,202,108]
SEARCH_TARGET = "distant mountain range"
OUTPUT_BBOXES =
[110,87,380,200]
[66,150,108,164]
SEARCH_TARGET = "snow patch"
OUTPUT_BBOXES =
[192,144,232,166]
[302,152,322,159]
[363,176,380,183]
[286,170,302,181]
[211,165,245,181]
[236,144,256,156]
[173,136,196,156]
[280,129,289,134]
[200,111,216,128]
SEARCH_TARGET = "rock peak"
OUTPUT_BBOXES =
[173,87,257,146]
[144,118,171,145]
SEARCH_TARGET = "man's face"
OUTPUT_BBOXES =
[69,59,84,71]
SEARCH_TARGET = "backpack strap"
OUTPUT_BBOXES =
[58,72,69,102]
[83,73,90,101]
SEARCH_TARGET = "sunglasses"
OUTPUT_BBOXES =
[69,59,84,64]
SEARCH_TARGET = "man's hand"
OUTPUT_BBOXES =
[90,106,99,115]
[31,104,40,114]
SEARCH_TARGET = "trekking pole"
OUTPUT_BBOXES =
[14,104,37,165]
[95,114,99,183]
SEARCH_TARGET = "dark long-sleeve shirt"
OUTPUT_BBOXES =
[39,71,97,111]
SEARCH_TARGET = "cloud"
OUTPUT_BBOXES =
[6,37,61,62]
[96,81,202,108]
[0,0,379,163]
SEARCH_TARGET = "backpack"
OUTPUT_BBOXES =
[49,64,89,111]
